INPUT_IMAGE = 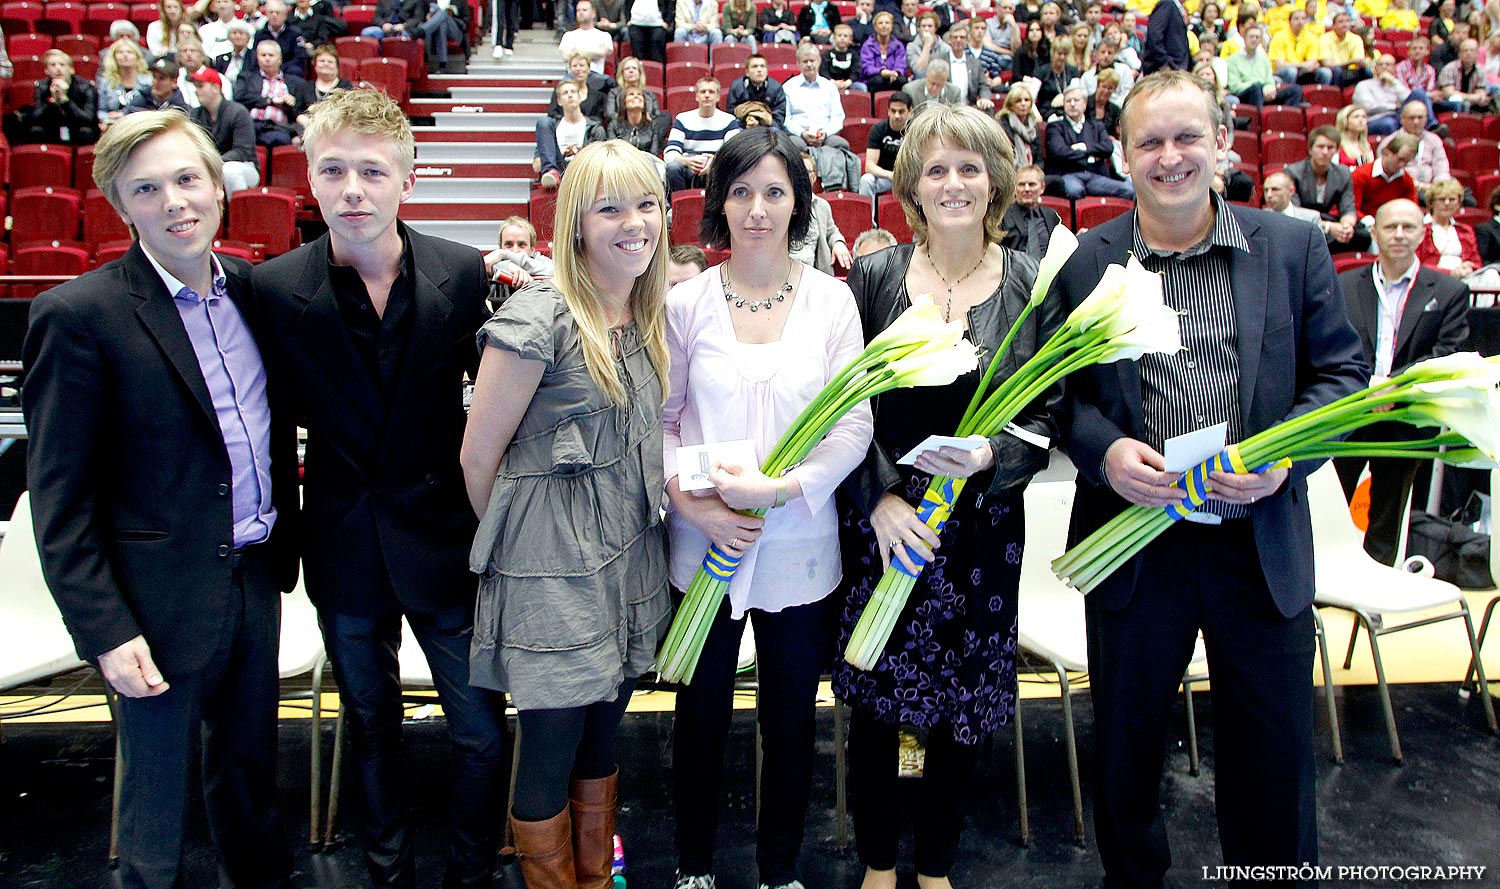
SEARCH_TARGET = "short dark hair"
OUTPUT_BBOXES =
[887,91,913,110]
[1307,124,1339,148]
[700,128,814,250]
[669,243,709,271]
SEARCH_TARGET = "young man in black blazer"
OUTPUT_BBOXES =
[23,109,299,889]
[1056,71,1367,888]
[250,87,506,889]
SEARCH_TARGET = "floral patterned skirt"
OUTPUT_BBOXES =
[831,472,1023,746]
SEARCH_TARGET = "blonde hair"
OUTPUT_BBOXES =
[892,103,1015,245]
[43,48,74,74]
[498,215,537,247]
[92,109,224,230]
[301,88,414,175]
[1427,178,1464,201]
[102,37,144,88]
[551,141,670,405]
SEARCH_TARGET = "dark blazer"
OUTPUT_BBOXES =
[400,0,469,34]
[22,244,300,675]
[795,1,841,35]
[291,0,348,45]
[1000,203,1063,258]
[1142,0,1189,74]
[1476,219,1500,264]
[253,24,309,77]
[191,98,259,166]
[123,84,190,114]
[1057,206,1368,618]
[1338,263,1470,377]
[728,74,789,127]
[1283,157,1356,222]
[842,243,1063,515]
[21,75,99,143]
[291,76,354,119]
[249,226,490,617]
[234,67,307,115]
[1044,115,1116,177]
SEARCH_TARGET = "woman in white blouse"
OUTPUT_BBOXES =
[663,126,873,889]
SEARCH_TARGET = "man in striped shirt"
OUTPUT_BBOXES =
[664,77,744,193]
[1056,70,1366,889]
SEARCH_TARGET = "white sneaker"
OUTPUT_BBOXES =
[491,44,505,58]
[504,46,514,56]
[674,874,717,889]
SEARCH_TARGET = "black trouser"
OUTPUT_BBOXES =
[494,0,520,47]
[320,604,509,889]
[1087,519,1318,889]
[1335,420,1426,566]
[512,676,639,820]
[114,547,292,889]
[629,24,668,63]
[673,595,834,887]
[846,708,978,878]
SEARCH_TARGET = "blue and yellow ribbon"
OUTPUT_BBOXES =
[701,544,742,580]
[893,477,960,577]
[1163,445,1293,522]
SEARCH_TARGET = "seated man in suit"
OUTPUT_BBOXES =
[250,88,507,889]
[1283,124,1370,252]
[237,40,304,146]
[212,19,257,96]
[901,56,962,109]
[1000,164,1061,258]
[290,0,347,46]
[1261,169,1323,225]
[23,109,298,889]
[1044,85,1135,200]
[1336,198,1470,563]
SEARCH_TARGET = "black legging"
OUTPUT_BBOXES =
[512,676,639,821]
[847,706,980,878]
[494,0,520,47]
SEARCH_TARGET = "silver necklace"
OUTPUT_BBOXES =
[722,264,794,313]
[926,247,985,322]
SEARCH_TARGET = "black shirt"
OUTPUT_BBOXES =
[329,235,416,405]
[868,119,905,171]
[821,47,859,83]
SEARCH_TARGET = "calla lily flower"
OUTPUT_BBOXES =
[885,337,982,386]
[1030,225,1079,307]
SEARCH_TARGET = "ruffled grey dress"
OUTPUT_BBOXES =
[468,283,672,710]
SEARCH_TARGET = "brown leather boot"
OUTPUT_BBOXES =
[568,769,618,889]
[509,808,576,889]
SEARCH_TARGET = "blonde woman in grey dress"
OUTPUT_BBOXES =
[459,140,673,889]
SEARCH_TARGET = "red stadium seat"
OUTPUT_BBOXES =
[1040,195,1073,230]
[639,60,664,83]
[83,188,131,247]
[1073,196,1132,231]
[823,191,875,244]
[839,117,876,159]
[711,62,744,85]
[7,31,50,56]
[1474,172,1500,206]
[1484,116,1500,143]
[12,53,44,81]
[211,238,261,263]
[874,91,891,118]
[1259,106,1305,134]
[712,42,750,66]
[1332,253,1375,274]
[82,2,127,37]
[528,185,557,247]
[72,53,98,81]
[270,144,317,217]
[1454,140,1500,175]
[226,187,301,256]
[93,239,132,267]
[1232,130,1260,166]
[666,42,708,64]
[11,143,74,190]
[126,1,156,29]
[1305,107,1337,131]
[379,36,423,81]
[759,44,795,66]
[1261,131,1306,167]
[1457,207,1490,229]
[37,1,85,35]
[1438,112,1483,141]
[10,186,83,243]
[670,188,706,247]
[359,57,409,103]
[53,33,97,56]
[11,240,89,299]
[665,60,711,89]
[665,85,700,115]
[839,89,872,119]
[766,64,797,82]
[0,2,44,33]
[340,57,359,80]
[1302,84,1343,109]
[341,4,376,28]
[877,192,912,242]
[335,35,381,60]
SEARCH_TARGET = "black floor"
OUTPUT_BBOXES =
[1,679,1497,889]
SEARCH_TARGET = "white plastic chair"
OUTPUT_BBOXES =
[1308,463,1498,762]
[0,492,86,694]
[279,583,332,849]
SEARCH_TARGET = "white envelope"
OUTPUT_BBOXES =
[675,439,759,491]
[898,434,989,466]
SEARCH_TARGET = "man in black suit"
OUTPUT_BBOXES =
[254,0,309,77]
[1056,71,1366,888]
[1141,0,1189,74]
[213,19,258,92]
[237,40,304,146]
[1000,164,1061,258]
[23,110,298,889]
[1045,86,1135,200]
[250,87,506,889]
[1336,198,1470,563]
[1284,125,1370,253]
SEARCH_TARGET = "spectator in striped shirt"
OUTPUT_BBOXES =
[665,77,744,192]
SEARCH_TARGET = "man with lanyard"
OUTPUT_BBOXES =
[1055,69,1366,888]
[1335,199,1469,564]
